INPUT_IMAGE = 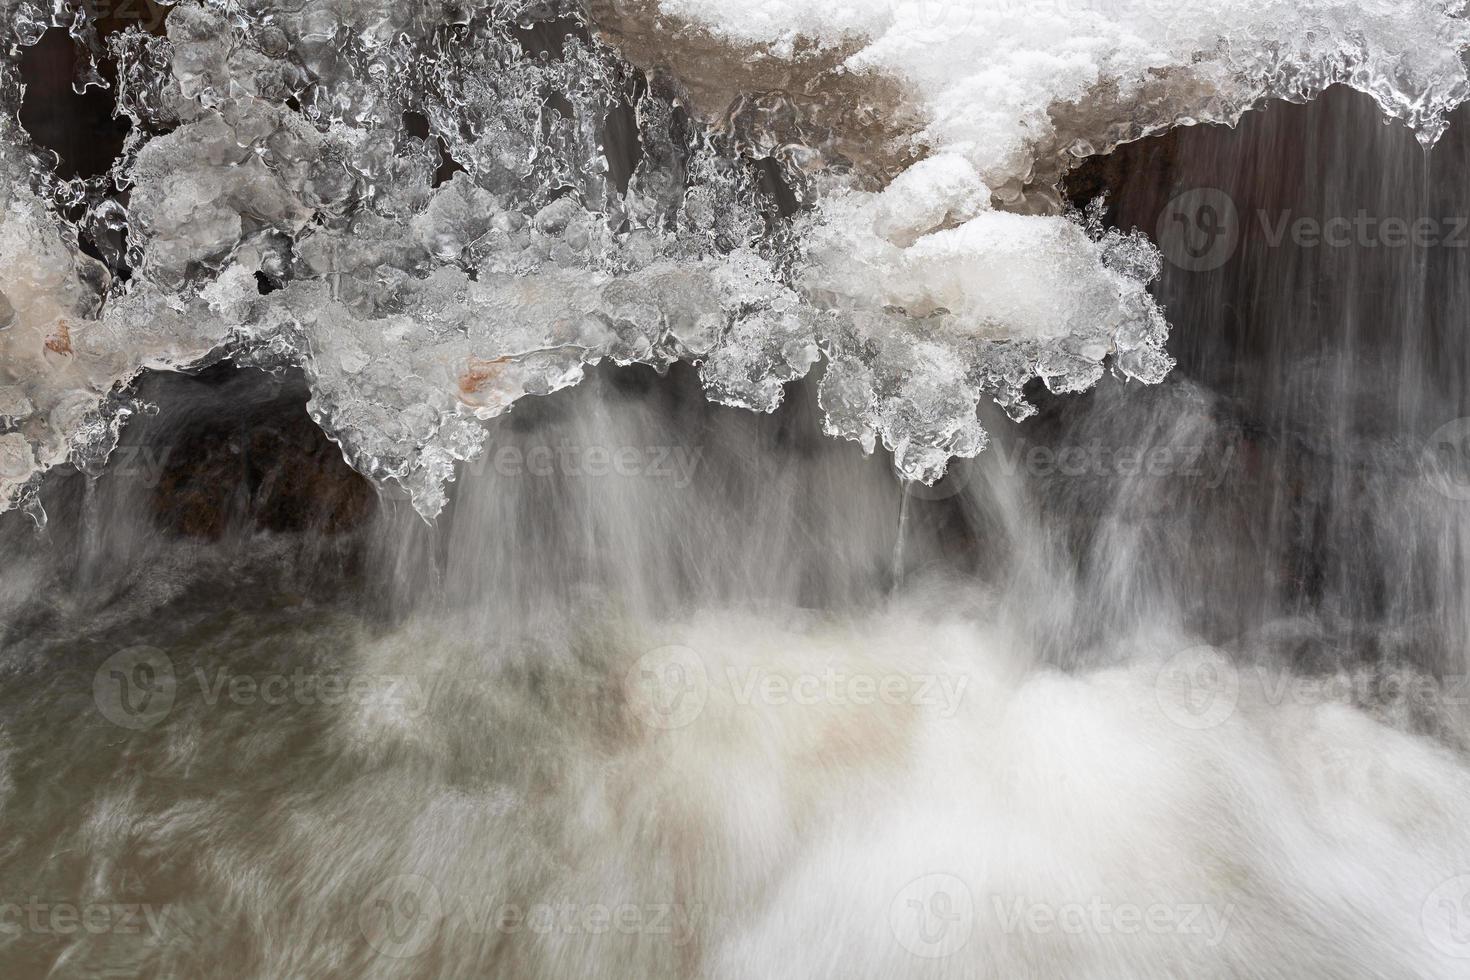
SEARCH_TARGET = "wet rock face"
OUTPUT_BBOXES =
[138,365,375,538]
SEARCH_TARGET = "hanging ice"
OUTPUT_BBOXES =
[0,0,1466,518]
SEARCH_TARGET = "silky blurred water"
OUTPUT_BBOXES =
[4,86,1470,978]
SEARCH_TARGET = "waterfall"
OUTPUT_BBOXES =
[4,3,1470,977]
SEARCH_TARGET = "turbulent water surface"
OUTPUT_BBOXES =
[5,2,1470,978]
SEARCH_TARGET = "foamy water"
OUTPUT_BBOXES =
[5,3,1470,977]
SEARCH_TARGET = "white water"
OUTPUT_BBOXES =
[3,3,1470,978]
[2,341,1470,975]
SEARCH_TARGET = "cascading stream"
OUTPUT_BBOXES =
[4,3,1470,979]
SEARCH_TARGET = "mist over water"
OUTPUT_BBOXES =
[6,83,1470,979]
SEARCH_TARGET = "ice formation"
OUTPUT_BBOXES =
[0,0,1467,517]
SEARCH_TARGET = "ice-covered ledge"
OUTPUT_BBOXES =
[1,0,1466,520]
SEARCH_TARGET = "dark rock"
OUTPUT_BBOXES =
[141,365,376,539]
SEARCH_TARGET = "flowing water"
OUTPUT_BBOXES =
[6,41,1470,980]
